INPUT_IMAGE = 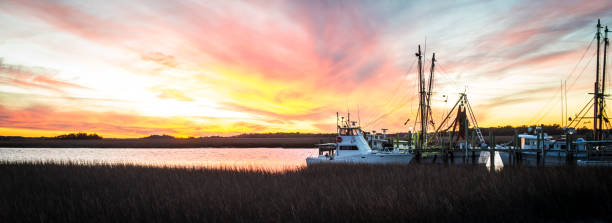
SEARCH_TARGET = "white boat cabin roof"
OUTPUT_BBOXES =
[518,134,552,140]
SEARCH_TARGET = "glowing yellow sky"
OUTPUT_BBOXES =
[0,0,611,137]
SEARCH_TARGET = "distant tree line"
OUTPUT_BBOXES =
[55,133,102,140]
[472,125,592,136]
[232,132,336,138]
[0,136,25,140]
[367,125,593,139]
[230,126,594,139]
[142,134,175,139]
[433,124,591,136]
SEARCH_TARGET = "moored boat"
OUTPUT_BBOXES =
[306,114,413,165]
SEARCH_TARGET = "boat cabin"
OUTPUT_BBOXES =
[518,134,585,151]
[337,126,372,156]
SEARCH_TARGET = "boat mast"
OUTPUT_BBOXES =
[416,45,426,149]
[594,19,602,140]
[426,53,436,132]
[602,25,609,138]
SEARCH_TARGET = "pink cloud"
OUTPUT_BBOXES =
[0,60,87,91]
[141,52,178,68]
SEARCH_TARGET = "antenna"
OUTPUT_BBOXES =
[357,105,361,127]
[336,112,339,128]
[565,80,568,127]
[561,79,564,127]
[347,112,350,125]
[423,37,427,71]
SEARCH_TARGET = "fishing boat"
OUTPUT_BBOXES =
[306,113,413,165]
[517,126,587,158]
[367,129,412,152]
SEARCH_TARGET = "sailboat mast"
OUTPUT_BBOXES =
[594,19,602,140]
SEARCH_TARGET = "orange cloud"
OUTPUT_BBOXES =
[0,60,87,91]
[141,52,178,68]
[0,105,325,138]
[156,89,194,102]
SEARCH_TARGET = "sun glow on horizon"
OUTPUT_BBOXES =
[0,0,611,138]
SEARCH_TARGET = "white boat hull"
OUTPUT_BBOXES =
[306,153,413,166]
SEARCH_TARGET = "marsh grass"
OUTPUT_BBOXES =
[1,162,610,222]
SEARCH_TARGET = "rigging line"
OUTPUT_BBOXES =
[532,95,562,125]
[531,83,572,125]
[566,40,597,92]
[363,58,417,127]
[529,39,596,124]
[367,94,416,129]
[426,62,462,127]
[529,37,595,120]
[530,45,595,124]
[564,51,596,96]
[550,51,597,125]
[529,81,573,124]
[381,58,417,110]
[565,37,596,80]
[569,100,594,129]
[436,63,463,92]
[364,88,416,128]
[567,97,594,127]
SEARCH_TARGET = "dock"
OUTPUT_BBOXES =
[408,130,612,169]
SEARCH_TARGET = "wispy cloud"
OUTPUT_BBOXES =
[0,59,87,92]
[0,0,611,136]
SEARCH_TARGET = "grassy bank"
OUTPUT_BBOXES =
[1,162,610,222]
[0,137,333,148]
[0,136,519,149]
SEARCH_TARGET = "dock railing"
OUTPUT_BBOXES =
[407,130,612,166]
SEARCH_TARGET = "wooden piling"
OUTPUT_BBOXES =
[464,118,469,159]
[586,138,591,160]
[540,124,546,166]
[471,131,476,150]
[512,129,518,165]
[441,133,445,162]
[489,131,494,170]
[471,151,476,164]
[565,133,572,165]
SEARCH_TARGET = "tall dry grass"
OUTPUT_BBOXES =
[0,162,610,222]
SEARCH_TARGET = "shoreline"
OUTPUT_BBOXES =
[0,137,333,148]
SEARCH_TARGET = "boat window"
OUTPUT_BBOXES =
[339,128,358,136]
[339,146,358,150]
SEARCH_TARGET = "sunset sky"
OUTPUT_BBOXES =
[0,0,611,138]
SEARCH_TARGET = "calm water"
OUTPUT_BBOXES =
[0,148,319,171]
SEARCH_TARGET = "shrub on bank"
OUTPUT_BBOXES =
[54,132,102,140]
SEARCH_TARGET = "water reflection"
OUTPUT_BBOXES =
[0,148,319,171]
